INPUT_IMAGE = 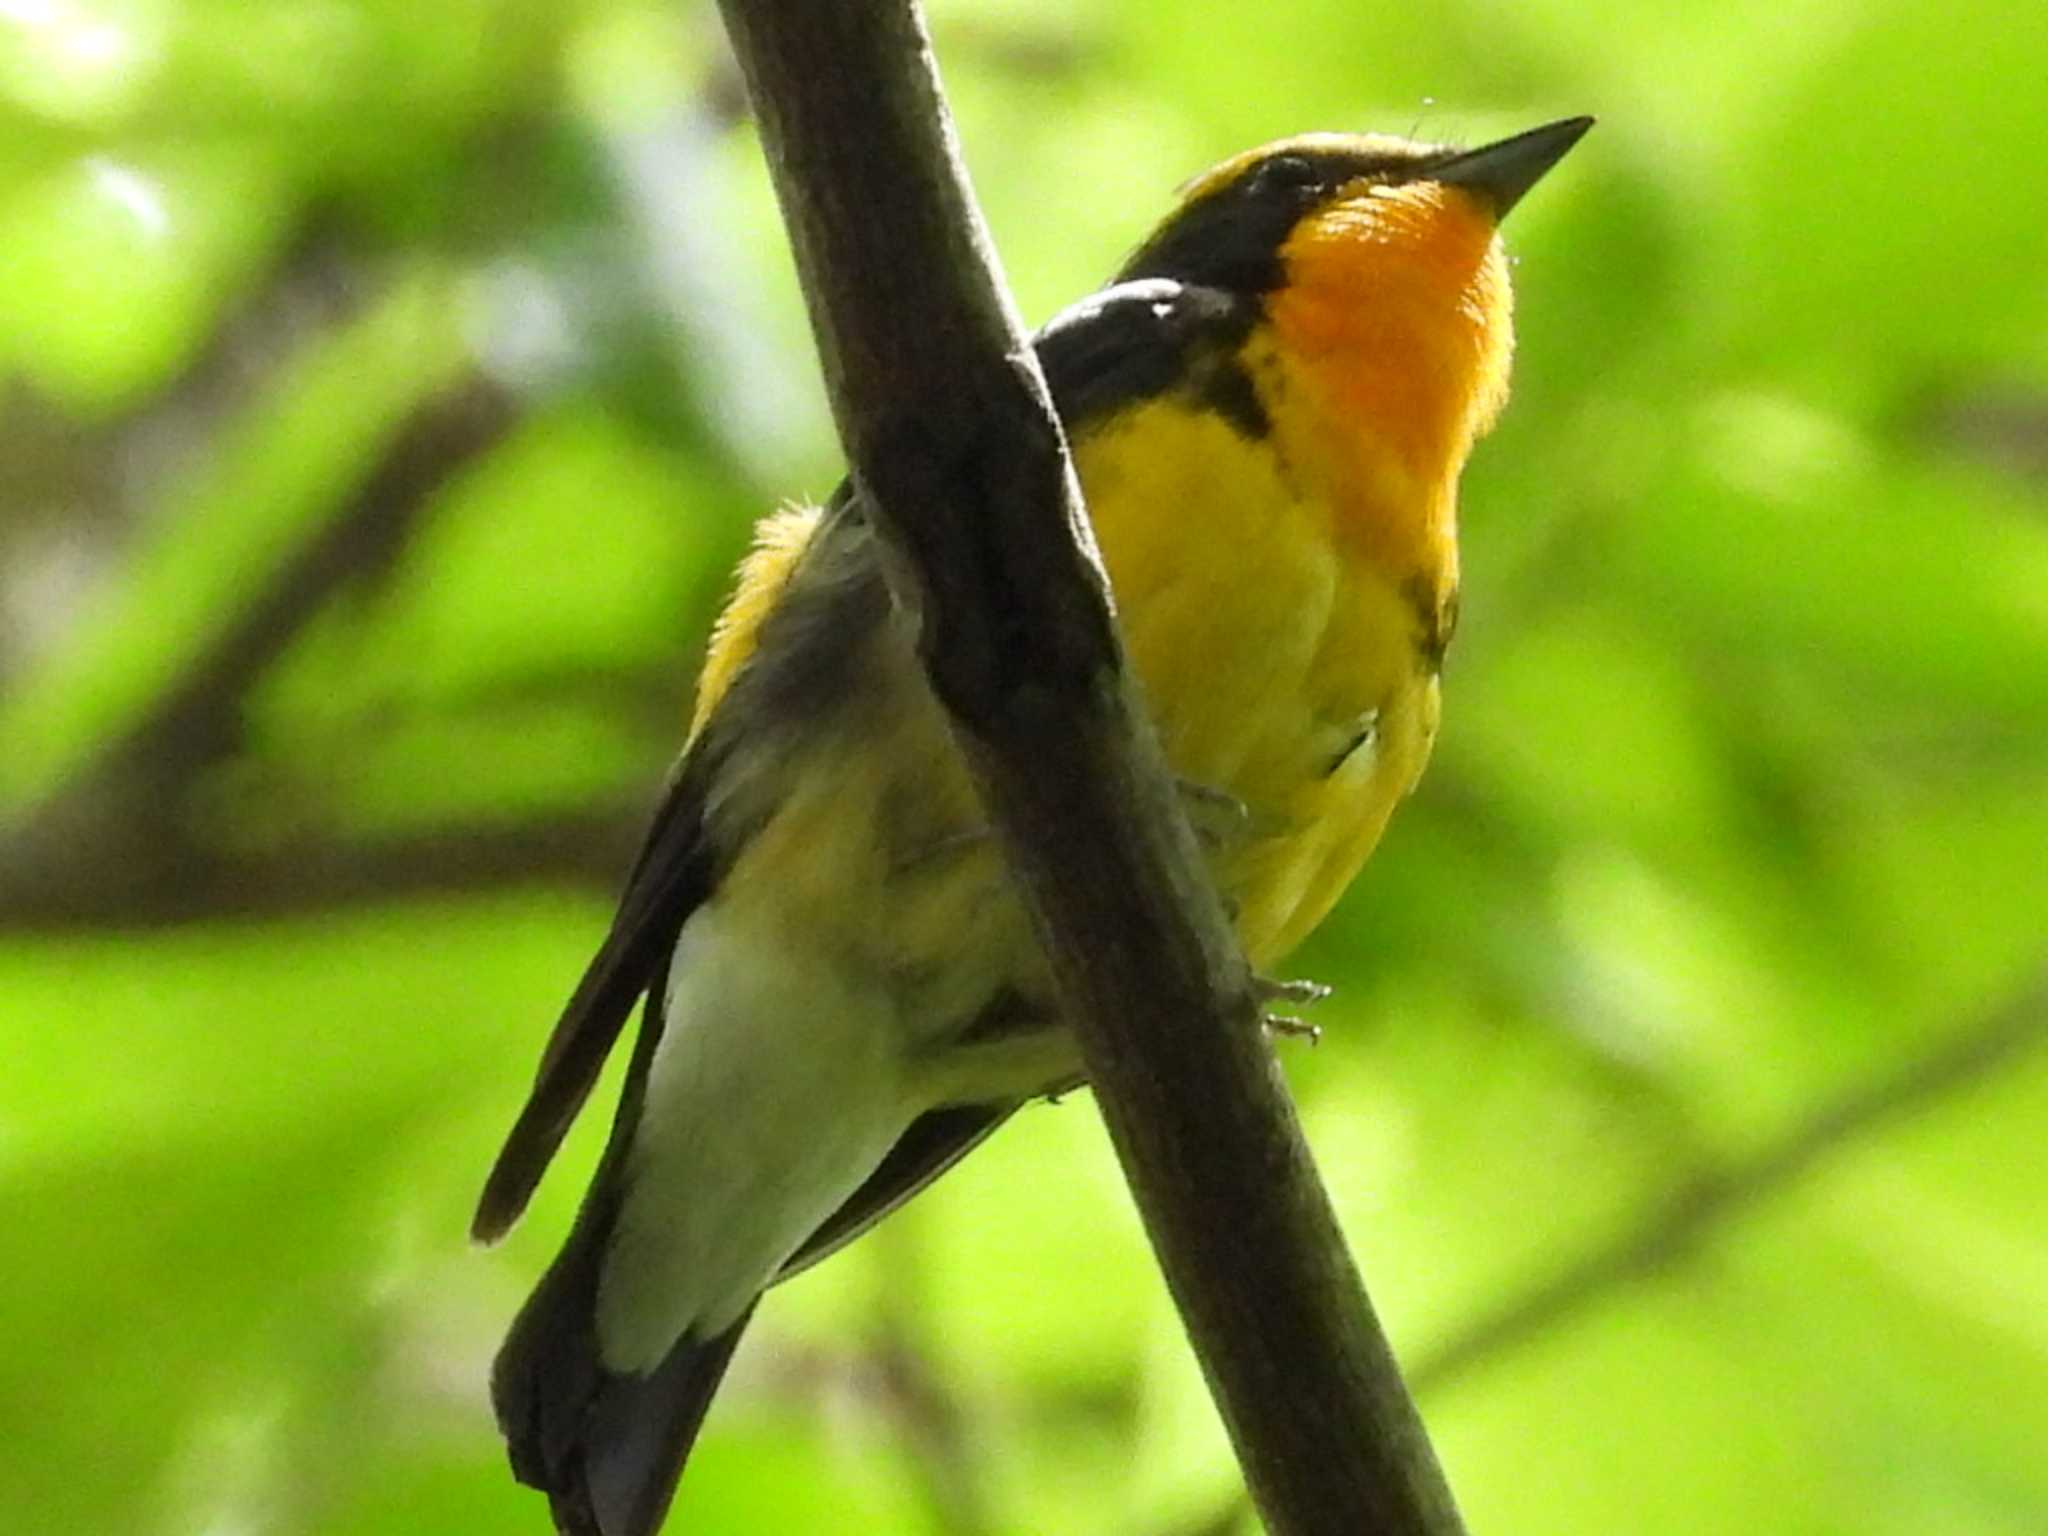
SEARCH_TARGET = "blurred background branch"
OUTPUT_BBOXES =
[1411,965,2048,1392]
[2,369,527,927]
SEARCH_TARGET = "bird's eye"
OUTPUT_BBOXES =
[1253,155,1321,197]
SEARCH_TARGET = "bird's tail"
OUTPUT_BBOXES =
[493,1202,755,1536]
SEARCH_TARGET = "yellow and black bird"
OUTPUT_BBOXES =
[474,115,1590,1535]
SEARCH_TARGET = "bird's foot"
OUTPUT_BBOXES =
[1255,975,1332,1045]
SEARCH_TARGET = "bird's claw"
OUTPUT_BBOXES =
[1254,976,1333,1007]
[1254,975,1332,1046]
[1262,1015,1323,1046]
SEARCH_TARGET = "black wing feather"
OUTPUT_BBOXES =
[493,952,756,1536]
[776,1103,1020,1282]
[472,755,717,1243]
[1036,277,1263,437]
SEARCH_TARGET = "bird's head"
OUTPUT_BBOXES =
[1122,118,1590,482]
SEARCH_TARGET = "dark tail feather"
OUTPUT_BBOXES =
[580,1313,754,1536]
[493,1206,756,1536]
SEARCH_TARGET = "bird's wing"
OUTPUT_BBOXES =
[474,487,875,1246]
[1034,276,1261,434]
[472,759,718,1243]
[775,1103,1017,1281]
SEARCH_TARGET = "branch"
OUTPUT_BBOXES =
[1411,966,2048,1393]
[0,804,640,931]
[867,1218,997,1536]
[1180,967,2048,1534]
[710,3,1463,1532]
[2,372,524,924]
[1,222,365,699]
[871,1329,996,1536]
[1914,383,2048,486]
[114,371,522,780]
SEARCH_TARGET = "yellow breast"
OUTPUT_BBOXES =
[1071,397,1441,965]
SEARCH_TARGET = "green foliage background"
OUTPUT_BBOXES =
[4,1,2045,1532]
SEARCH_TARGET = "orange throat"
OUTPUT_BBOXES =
[1259,182,1513,589]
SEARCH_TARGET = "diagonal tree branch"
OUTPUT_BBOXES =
[122,371,521,780]
[709,2,1464,1532]
[0,802,642,932]
[1410,965,2048,1393]
[1,372,524,926]
[1915,384,2048,487]
[1,222,365,702]
[1183,965,2048,1534]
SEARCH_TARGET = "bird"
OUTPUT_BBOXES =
[473,114,1590,1536]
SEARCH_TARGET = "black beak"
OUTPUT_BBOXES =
[1433,116,1593,220]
